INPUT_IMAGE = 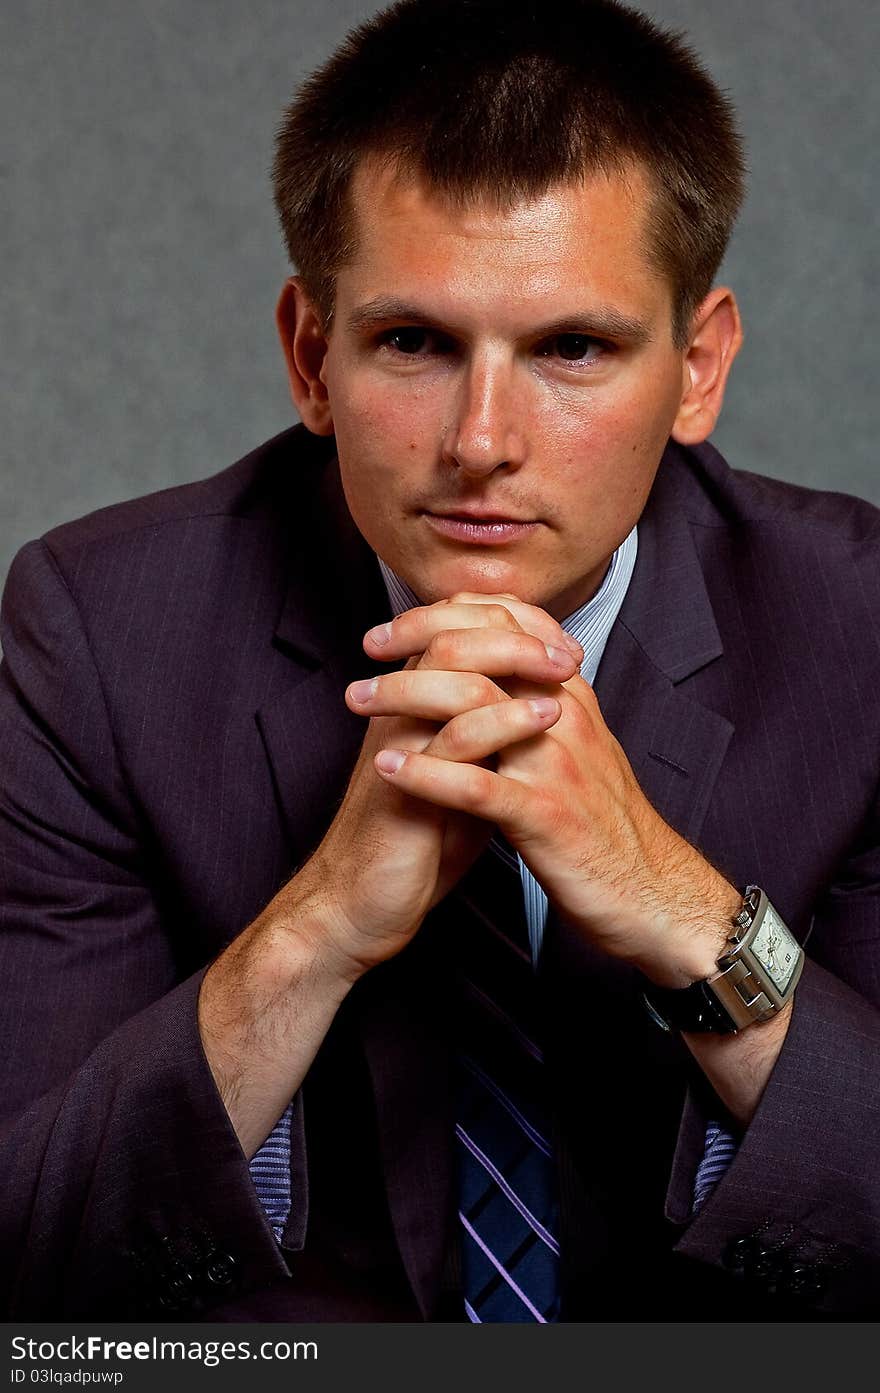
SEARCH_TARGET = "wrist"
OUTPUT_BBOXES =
[635,873,741,990]
[198,884,360,1158]
[269,874,372,990]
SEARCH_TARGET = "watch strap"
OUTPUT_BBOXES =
[640,977,739,1034]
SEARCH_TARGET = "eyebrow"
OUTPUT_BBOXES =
[345,296,653,345]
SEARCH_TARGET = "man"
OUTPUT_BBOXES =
[1,0,878,1320]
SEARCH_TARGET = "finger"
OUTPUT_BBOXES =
[425,696,562,763]
[440,587,584,651]
[417,626,578,679]
[443,592,585,662]
[372,746,526,828]
[501,668,601,731]
[364,598,583,664]
[347,669,506,721]
[345,636,574,718]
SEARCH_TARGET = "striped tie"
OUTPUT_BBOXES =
[453,834,561,1322]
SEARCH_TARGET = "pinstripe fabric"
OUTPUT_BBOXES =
[5,427,880,1317]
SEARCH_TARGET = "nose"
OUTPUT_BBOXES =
[441,352,526,477]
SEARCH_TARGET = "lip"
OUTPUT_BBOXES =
[423,511,539,545]
[428,508,533,522]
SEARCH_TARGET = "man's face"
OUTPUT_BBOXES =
[315,159,691,619]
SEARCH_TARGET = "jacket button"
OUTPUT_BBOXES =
[158,1270,195,1311]
[204,1253,237,1288]
[782,1262,825,1300]
[724,1236,758,1271]
[750,1248,788,1290]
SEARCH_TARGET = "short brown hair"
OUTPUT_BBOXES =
[272,0,745,347]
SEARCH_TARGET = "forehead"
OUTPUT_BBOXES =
[338,155,669,324]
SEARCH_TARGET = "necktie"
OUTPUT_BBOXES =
[452,834,561,1322]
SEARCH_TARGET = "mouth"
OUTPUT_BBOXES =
[422,511,540,545]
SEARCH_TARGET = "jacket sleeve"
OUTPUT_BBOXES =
[0,539,294,1317]
[664,789,880,1317]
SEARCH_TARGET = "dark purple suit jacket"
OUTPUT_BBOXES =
[2,425,879,1319]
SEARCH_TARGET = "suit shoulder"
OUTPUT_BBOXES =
[38,425,333,568]
[682,439,880,550]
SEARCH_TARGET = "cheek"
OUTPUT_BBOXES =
[551,365,681,466]
[540,383,676,529]
[327,353,446,453]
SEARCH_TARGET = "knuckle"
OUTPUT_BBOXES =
[442,715,473,756]
[463,766,495,813]
[486,603,519,628]
[465,676,497,708]
[425,630,456,665]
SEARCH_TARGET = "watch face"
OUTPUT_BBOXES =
[751,903,800,993]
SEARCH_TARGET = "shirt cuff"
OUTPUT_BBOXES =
[692,1119,738,1214]
[248,1099,294,1241]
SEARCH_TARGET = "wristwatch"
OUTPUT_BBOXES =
[641,885,805,1034]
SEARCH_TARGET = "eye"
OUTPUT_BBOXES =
[386,326,428,354]
[381,326,452,356]
[538,333,606,363]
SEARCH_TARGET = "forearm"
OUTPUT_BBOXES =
[197,877,360,1159]
[681,999,792,1127]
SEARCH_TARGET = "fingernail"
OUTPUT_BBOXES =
[376,749,406,774]
[564,636,584,662]
[366,622,392,647]
[529,697,559,718]
[349,678,378,704]
[545,643,575,667]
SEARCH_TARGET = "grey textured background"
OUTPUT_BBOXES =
[2,0,878,586]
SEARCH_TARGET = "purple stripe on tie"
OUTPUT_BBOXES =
[463,978,544,1062]
[456,1125,560,1255]
[460,1054,553,1156]
[464,1298,481,1323]
[458,1211,547,1322]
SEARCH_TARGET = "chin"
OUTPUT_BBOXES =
[423,565,537,606]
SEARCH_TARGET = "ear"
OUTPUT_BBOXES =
[275,277,335,437]
[671,288,743,446]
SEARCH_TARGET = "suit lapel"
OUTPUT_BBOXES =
[596,441,733,843]
[256,446,392,869]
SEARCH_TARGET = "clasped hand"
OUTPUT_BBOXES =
[346,591,736,987]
